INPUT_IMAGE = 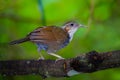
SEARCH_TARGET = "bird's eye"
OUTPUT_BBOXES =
[70,23,74,26]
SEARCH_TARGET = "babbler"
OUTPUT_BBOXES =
[10,21,85,59]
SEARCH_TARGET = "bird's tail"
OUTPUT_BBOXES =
[9,37,29,45]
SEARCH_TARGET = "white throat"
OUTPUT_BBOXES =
[68,27,78,41]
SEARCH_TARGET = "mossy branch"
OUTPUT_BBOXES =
[0,50,120,78]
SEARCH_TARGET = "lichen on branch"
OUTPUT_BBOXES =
[0,50,120,78]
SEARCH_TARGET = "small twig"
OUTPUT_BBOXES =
[38,0,46,26]
[86,0,95,35]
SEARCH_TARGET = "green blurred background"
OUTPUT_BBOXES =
[0,0,120,80]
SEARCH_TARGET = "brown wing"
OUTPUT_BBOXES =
[52,27,69,44]
[29,26,68,44]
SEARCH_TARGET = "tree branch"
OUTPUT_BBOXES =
[0,50,120,78]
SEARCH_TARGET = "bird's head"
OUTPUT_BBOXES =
[62,21,85,41]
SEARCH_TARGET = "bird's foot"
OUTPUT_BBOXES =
[38,57,45,60]
[55,57,65,63]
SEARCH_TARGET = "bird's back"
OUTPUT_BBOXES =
[29,26,70,53]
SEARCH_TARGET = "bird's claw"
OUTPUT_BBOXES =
[55,57,65,63]
[38,57,45,60]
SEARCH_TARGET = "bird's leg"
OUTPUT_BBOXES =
[48,53,64,59]
[38,52,44,60]
[37,47,44,60]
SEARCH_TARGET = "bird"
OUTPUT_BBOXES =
[9,21,84,59]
